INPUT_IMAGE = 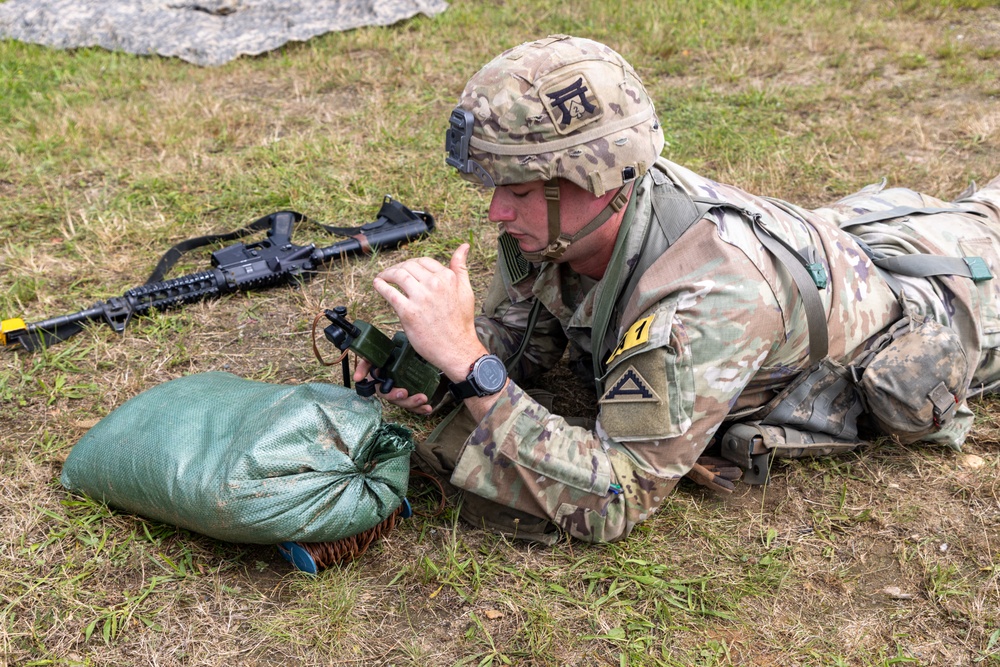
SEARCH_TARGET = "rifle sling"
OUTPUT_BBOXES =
[146,211,377,284]
[147,211,296,284]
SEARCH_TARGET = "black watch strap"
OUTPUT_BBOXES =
[448,378,481,401]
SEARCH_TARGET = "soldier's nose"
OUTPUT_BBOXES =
[488,191,517,223]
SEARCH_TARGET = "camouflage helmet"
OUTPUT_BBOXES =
[445,35,664,197]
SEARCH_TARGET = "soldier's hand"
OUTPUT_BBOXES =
[685,456,743,494]
[372,243,487,383]
[353,357,434,415]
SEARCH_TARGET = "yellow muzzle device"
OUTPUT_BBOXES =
[1,318,26,347]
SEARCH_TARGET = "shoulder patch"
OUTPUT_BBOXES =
[498,232,531,284]
[600,365,660,404]
[606,314,655,366]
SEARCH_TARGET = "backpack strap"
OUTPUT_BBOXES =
[591,169,712,379]
[595,171,834,378]
[749,218,830,365]
[842,205,983,227]
[841,206,994,297]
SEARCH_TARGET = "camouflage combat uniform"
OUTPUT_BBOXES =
[433,34,1000,544]
[435,163,1000,543]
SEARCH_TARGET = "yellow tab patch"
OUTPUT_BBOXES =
[599,365,660,404]
[606,315,655,366]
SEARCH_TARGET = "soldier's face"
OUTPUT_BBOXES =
[488,179,620,267]
[488,181,551,252]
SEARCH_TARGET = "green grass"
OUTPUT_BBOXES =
[1,0,999,664]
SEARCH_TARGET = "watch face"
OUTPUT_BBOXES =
[474,355,507,394]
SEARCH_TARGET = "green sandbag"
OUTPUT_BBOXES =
[60,372,414,544]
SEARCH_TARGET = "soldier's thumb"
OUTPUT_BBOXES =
[450,243,471,283]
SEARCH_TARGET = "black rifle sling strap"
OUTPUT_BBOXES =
[146,211,303,284]
[315,197,422,253]
[145,210,392,285]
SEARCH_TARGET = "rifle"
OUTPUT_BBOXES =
[1,196,434,352]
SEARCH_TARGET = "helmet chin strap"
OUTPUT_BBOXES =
[520,179,633,263]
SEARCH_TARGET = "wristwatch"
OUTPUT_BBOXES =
[448,354,508,400]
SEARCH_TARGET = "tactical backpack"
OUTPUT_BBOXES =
[718,203,990,483]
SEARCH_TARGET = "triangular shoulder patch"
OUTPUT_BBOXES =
[599,365,661,404]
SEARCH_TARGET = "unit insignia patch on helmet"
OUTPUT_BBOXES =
[541,74,602,134]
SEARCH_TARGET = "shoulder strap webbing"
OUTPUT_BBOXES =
[869,254,992,282]
[750,220,830,365]
[616,169,709,313]
[840,205,983,228]
[842,205,994,295]
[595,171,834,378]
[648,168,705,246]
[693,195,831,369]
[591,169,710,379]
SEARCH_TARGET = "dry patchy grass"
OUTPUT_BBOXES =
[1,0,999,665]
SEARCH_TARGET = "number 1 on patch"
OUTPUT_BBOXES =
[606,314,655,365]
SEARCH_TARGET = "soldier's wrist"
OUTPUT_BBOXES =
[440,345,492,384]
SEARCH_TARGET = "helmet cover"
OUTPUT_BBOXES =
[446,35,664,197]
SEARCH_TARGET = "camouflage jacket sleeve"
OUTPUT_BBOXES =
[451,223,791,543]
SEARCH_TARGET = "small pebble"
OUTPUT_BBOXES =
[883,586,915,600]
[882,586,913,600]
[959,454,985,470]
